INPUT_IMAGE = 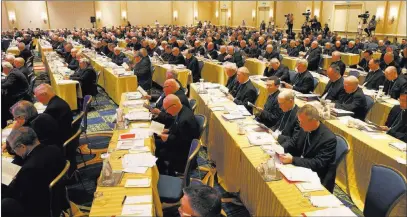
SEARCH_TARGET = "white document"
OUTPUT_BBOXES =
[130,128,152,140]
[124,195,152,205]
[221,113,245,120]
[309,195,343,208]
[278,166,321,183]
[236,105,252,116]
[1,160,21,186]
[117,140,145,150]
[137,86,148,96]
[389,142,407,152]
[129,146,150,154]
[303,207,356,217]
[122,153,157,169]
[247,132,277,146]
[130,123,150,128]
[123,100,145,108]
[125,112,152,121]
[121,204,152,216]
[396,157,407,165]
[296,182,325,193]
[210,106,225,111]
[149,121,165,135]
[126,92,143,100]
[123,167,149,174]
[125,178,151,188]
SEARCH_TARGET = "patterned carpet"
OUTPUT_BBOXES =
[34,50,363,216]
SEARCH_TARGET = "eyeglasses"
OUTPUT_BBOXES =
[11,144,22,153]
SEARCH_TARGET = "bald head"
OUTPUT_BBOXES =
[17,42,26,51]
[172,47,180,56]
[14,57,25,68]
[384,66,398,81]
[311,41,318,49]
[34,84,56,105]
[344,76,359,93]
[383,52,394,64]
[163,79,180,95]
[163,94,182,116]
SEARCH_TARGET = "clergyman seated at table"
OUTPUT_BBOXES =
[70,58,97,97]
[282,59,314,94]
[224,63,239,97]
[321,64,346,101]
[16,42,32,63]
[168,47,186,65]
[263,58,290,83]
[330,51,346,76]
[263,45,280,61]
[132,50,152,91]
[304,41,322,71]
[381,90,407,142]
[226,67,257,113]
[111,47,126,66]
[185,49,201,83]
[255,76,283,128]
[66,48,79,71]
[278,104,337,192]
[217,46,227,62]
[155,94,200,175]
[358,50,373,72]
[344,41,360,54]
[2,127,67,217]
[380,52,401,74]
[287,40,299,57]
[334,76,368,121]
[383,66,407,99]
[363,59,385,90]
[322,42,334,56]
[271,89,300,145]
[247,41,261,58]
[179,185,222,217]
[224,46,244,68]
[205,42,218,60]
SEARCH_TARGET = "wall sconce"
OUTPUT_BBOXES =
[389,7,397,24]
[376,7,384,23]
[41,12,48,24]
[252,9,256,21]
[173,11,178,21]
[228,11,231,20]
[314,9,320,18]
[215,11,219,18]
[8,12,16,24]
[122,11,127,20]
[194,11,198,20]
[269,9,273,18]
[96,11,102,21]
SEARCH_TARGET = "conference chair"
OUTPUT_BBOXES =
[194,114,207,140]
[364,165,406,217]
[63,127,86,191]
[364,95,375,120]
[189,99,197,113]
[92,71,101,106]
[313,77,319,92]
[198,60,204,76]
[324,135,350,193]
[288,70,297,83]
[49,160,72,217]
[157,139,202,204]
[348,70,360,78]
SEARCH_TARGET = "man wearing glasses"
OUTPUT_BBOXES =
[155,94,199,175]
[179,185,222,217]
[2,127,67,216]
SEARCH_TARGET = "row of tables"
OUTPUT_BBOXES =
[189,82,406,216]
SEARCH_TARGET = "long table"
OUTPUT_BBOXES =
[189,84,334,216]
[200,60,227,85]
[152,64,191,88]
[83,52,138,104]
[89,93,162,216]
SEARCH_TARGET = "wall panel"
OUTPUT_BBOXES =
[127,1,171,26]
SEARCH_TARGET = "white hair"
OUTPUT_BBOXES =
[278,89,295,100]
[224,62,237,72]
[332,51,341,57]
[237,66,250,75]
[297,59,308,67]
[2,62,13,69]
[270,58,280,64]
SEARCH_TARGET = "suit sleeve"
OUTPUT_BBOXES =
[335,94,365,112]
[293,76,314,93]
[292,136,336,172]
[233,88,257,109]
[308,50,321,63]
[278,119,301,145]
[280,67,290,83]
[260,105,283,127]
[1,74,17,89]
[134,63,150,78]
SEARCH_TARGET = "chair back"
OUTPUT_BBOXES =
[335,135,350,168]
[29,75,37,95]
[182,139,201,187]
[189,99,197,113]
[194,114,207,139]
[72,112,85,133]
[289,70,297,83]
[364,95,375,120]
[313,77,319,92]
[198,60,205,75]
[49,160,70,217]
[364,165,407,217]
[81,95,92,133]
[349,70,360,78]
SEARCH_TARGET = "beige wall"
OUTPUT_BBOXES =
[1,0,405,37]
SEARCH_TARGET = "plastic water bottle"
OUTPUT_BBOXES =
[266,157,277,181]
[199,78,204,93]
[378,85,384,98]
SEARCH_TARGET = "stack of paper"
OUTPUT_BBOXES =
[123,100,145,108]
[130,128,152,140]
[222,113,245,121]
[247,132,277,146]
[2,160,21,186]
[121,204,152,216]
[303,207,356,216]
[149,121,165,135]
[278,166,321,183]
[129,146,150,154]
[309,195,343,208]
[125,178,151,188]
[296,182,325,193]
[126,92,143,100]
[130,123,150,129]
[122,153,157,173]
[389,142,407,152]
[331,108,354,117]
[123,195,152,204]
[117,140,145,150]
[125,112,152,121]
[236,105,252,116]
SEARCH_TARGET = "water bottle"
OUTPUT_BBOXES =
[265,157,277,181]
[378,85,384,99]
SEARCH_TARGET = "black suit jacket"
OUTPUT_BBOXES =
[335,88,367,120]
[381,61,401,74]
[358,58,370,72]
[67,58,79,71]
[134,57,152,90]
[192,46,205,56]
[331,60,346,76]
[272,105,300,145]
[17,48,32,63]
[385,106,407,142]
[291,70,315,94]
[81,39,91,48]
[321,77,346,101]
[25,113,62,148]
[226,74,239,97]
[263,51,279,60]
[70,66,97,97]
[247,46,261,58]
[44,96,73,143]
[364,69,385,90]
[111,52,126,66]
[1,69,29,99]
[186,56,201,82]
[333,45,344,52]
[287,47,300,57]
[282,123,337,192]
[217,53,227,62]
[5,145,66,216]
[168,54,186,65]
[263,64,290,83]
[257,90,283,127]
[233,80,258,113]
[383,76,407,99]
[344,46,359,54]
[206,49,218,60]
[322,48,334,56]
[16,66,31,80]
[305,47,322,71]
[163,106,200,172]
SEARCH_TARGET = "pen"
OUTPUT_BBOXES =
[121,195,127,205]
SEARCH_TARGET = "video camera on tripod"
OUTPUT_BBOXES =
[358,11,370,24]
[302,9,311,22]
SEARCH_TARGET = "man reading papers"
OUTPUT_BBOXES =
[226,67,258,113]
[278,104,337,192]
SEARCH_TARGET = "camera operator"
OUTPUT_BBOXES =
[301,21,311,36]
[286,13,294,35]
[364,15,377,37]
[323,23,330,37]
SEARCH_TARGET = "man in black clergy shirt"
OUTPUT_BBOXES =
[226,67,258,113]
[168,47,186,65]
[185,49,201,82]
[304,41,322,71]
[255,76,283,128]
[205,42,218,60]
[344,41,360,54]
[381,90,407,142]
[287,40,300,57]
[330,51,346,76]
[224,63,239,97]
[111,47,126,66]
[380,52,401,74]
[283,59,315,94]
[321,64,346,101]
[279,104,337,192]
[247,40,261,58]
[16,42,32,63]
[333,40,344,52]
[2,127,67,217]
[383,66,407,100]
[155,94,200,175]
[263,58,290,83]
[217,45,228,62]
[363,59,385,90]
[13,57,31,80]
[239,40,250,55]
[132,50,152,91]
[70,58,97,97]
[263,44,280,61]
[272,89,300,145]
[161,46,173,61]
[224,45,244,68]
[191,40,205,56]
[335,76,368,120]
[358,50,373,72]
